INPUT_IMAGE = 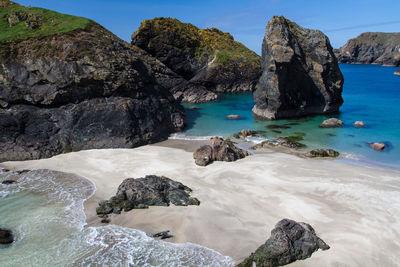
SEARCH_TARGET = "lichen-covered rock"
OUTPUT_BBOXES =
[320,118,344,128]
[238,219,329,267]
[96,175,200,215]
[305,149,339,158]
[253,16,344,119]
[0,2,185,161]
[0,228,14,244]
[193,137,249,166]
[334,32,400,66]
[132,17,261,103]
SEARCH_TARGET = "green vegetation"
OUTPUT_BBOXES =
[0,0,93,43]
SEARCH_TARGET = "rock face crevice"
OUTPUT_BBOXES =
[253,16,344,119]
[132,17,261,103]
[0,3,185,161]
[334,32,400,66]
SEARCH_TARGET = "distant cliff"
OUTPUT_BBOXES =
[132,17,262,103]
[0,1,185,161]
[253,16,343,120]
[334,32,400,66]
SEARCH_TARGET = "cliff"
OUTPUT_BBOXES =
[0,1,185,161]
[334,32,400,66]
[132,17,262,103]
[253,16,344,119]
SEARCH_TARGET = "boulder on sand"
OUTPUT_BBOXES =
[0,228,14,244]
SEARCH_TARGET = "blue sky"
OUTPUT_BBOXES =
[17,0,400,54]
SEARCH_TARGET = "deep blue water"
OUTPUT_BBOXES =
[180,64,400,169]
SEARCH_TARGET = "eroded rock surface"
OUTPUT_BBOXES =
[238,219,329,267]
[253,16,344,119]
[305,149,339,158]
[319,118,344,128]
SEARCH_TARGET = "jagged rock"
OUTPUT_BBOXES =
[369,142,385,151]
[253,16,344,119]
[238,219,329,267]
[305,149,339,158]
[193,137,249,166]
[319,118,344,128]
[233,129,258,139]
[153,230,173,239]
[0,228,14,244]
[0,2,185,161]
[395,69,400,76]
[354,121,365,128]
[334,33,400,66]
[132,17,261,103]
[96,175,200,215]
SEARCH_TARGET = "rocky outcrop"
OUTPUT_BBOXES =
[96,175,200,215]
[354,121,365,128]
[334,32,400,66]
[132,17,261,103]
[238,219,329,267]
[0,228,13,244]
[369,142,386,151]
[251,136,306,150]
[253,16,344,119]
[0,2,185,161]
[193,137,249,166]
[305,149,339,158]
[319,118,344,128]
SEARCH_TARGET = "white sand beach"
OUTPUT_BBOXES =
[2,140,400,266]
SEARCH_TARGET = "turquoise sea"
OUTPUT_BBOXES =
[179,64,400,170]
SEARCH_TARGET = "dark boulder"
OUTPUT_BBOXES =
[1,180,17,184]
[319,118,344,128]
[0,4,185,161]
[96,175,200,215]
[305,149,339,158]
[153,230,173,240]
[0,228,14,244]
[193,137,249,166]
[132,18,261,103]
[253,16,344,119]
[238,219,329,267]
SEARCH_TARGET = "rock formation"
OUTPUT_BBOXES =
[369,142,386,151]
[251,136,306,150]
[253,16,344,119]
[334,32,400,66]
[0,228,14,244]
[132,17,261,102]
[0,1,185,161]
[238,219,330,267]
[193,137,249,166]
[319,118,344,128]
[96,175,200,215]
[395,69,400,76]
[354,121,365,128]
[305,149,339,158]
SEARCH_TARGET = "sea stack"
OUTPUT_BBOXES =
[253,16,344,119]
[132,17,261,103]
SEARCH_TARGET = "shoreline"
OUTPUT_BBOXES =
[1,139,400,265]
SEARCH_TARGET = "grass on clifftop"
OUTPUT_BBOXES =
[0,0,93,43]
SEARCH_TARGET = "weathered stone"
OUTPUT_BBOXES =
[320,118,344,128]
[251,136,306,150]
[193,137,249,166]
[132,18,261,103]
[0,228,14,244]
[96,175,200,216]
[369,142,385,151]
[238,219,329,267]
[234,129,258,139]
[305,149,339,158]
[354,121,365,128]
[335,32,400,66]
[253,16,344,119]
[153,230,173,240]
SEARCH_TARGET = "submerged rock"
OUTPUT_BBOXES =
[320,118,344,128]
[253,16,344,119]
[226,114,244,120]
[0,2,185,162]
[193,137,249,166]
[252,136,306,150]
[334,32,400,66]
[354,121,365,128]
[238,219,329,267]
[369,142,386,151]
[96,175,200,215]
[132,17,261,103]
[233,129,258,139]
[0,228,14,244]
[305,149,339,158]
